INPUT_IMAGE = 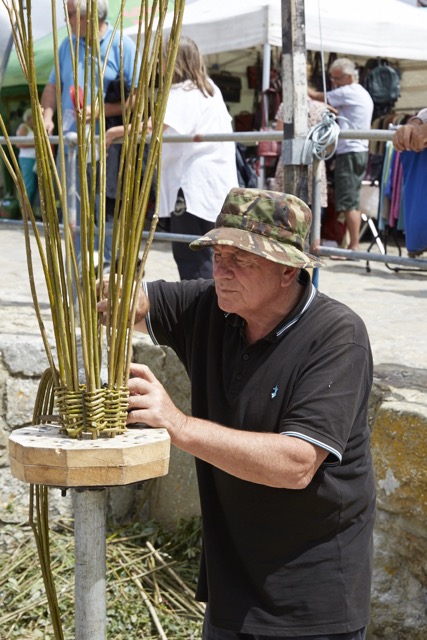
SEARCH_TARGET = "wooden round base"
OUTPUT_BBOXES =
[9,424,170,488]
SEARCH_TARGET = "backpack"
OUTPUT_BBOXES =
[362,59,400,117]
[235,143,258,188]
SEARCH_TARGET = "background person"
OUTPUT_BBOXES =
[15,108,38,207]
[40,0,139,271]
[99,187,376,640]
[309,57,374,255]
[107,35,239,280]
[159,35,238,280]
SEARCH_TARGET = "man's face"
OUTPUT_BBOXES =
[213,246,286,320]
[67,1,86,36]
[329,70,352,88]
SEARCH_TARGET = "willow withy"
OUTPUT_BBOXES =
[0,0,185,438]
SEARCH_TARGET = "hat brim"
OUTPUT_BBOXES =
[190,227,325,269]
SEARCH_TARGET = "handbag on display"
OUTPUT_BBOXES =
[234,111,254,132]
[210,71,242,103]
[246,51,262,90]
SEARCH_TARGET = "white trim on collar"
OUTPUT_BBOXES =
[276,283,317,338]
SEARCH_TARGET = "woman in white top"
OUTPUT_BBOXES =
[106,36,238,280]
[15,108,38,206]
[159,35,238,279]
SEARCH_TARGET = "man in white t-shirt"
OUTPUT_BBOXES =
[309,58,374,254]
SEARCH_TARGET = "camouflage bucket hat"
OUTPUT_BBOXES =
[190,188,324,269]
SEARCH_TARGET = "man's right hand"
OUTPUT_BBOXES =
[393,120,427,152]
[96,276,149,333]
[40,82,57,137]
[43,117,55,136]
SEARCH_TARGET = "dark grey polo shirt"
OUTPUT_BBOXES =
[145,273,375,637]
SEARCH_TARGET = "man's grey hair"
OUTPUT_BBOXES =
[330,58,359,82]
[71,0,108,21]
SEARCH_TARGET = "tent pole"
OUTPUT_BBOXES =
[258,42,272,188]
[0,33,14,89]
[262,43,271,92]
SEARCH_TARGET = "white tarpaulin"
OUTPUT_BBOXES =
[305,0,427,60]
[2,0,427,89]
[124,0,427,61]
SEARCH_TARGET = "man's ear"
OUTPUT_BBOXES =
[280,266,300,287]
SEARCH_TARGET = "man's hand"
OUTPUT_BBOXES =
[127,363,187,435]
[85,104,100,123]
[40,83,57,136]
[105,126,124,151]
[43,117,55,136]
[308,86,325,102]
[96,276,149,332]
[393,120,427,152]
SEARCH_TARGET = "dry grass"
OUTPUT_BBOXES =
[0,512,204,639]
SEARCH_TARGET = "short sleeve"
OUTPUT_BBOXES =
[411,108,427,124]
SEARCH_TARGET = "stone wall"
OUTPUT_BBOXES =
[0,338,426,639]
[368,365,427,640]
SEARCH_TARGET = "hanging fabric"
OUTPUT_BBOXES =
[400,149,427,255]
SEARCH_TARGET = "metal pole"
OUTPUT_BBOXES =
[311,156,322,247]
[259,42,272,188]
[74,489,107,640]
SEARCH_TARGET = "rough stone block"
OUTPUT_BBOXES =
[371,396,427,522]
[6,377,41,429]
[370,382,427,640]
[132,336,197,527]
[0,337,51,377]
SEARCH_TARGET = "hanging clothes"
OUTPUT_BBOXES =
[386,149,404,230]
[399,149,427,254]
[378,142,405,232]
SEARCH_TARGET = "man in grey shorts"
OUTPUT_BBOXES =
[309,58,374,253]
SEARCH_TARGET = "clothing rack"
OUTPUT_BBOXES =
[362,119,427,274]
[362,217,427,274]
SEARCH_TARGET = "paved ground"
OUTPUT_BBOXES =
[1,221,427,371]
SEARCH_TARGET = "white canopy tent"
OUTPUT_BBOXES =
[2,0,427,88]
[124,0,427,61]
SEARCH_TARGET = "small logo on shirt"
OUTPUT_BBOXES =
[271,385,278,399]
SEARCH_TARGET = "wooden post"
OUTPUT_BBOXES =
[9,424,171,640]
[281,0,309,201]
[74,489,107,640]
